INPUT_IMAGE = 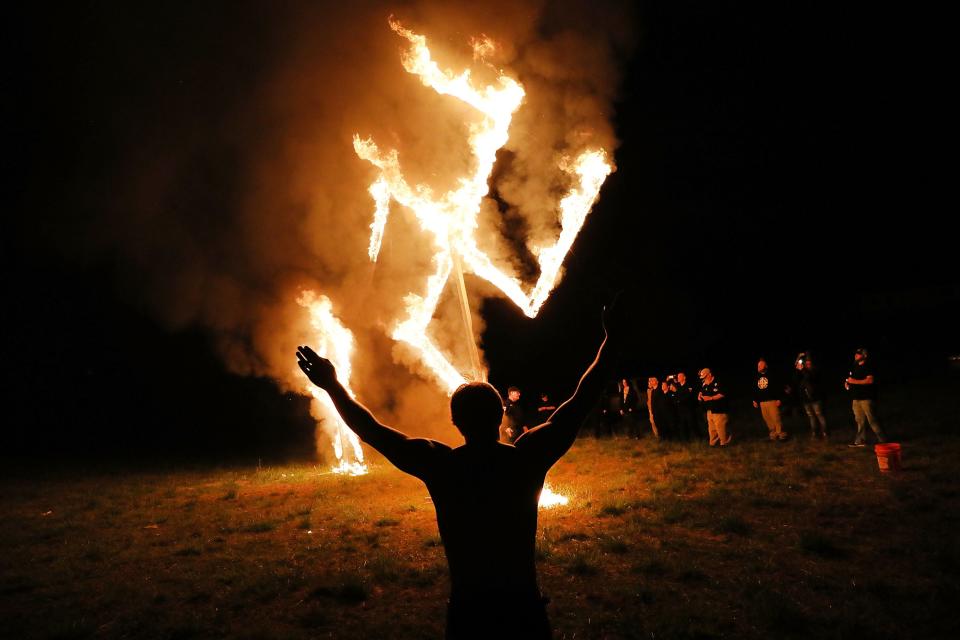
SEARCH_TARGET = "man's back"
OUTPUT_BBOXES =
[296,304,616,638]
[418,441,549,599]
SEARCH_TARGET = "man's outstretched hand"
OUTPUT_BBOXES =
[297,346,338,390]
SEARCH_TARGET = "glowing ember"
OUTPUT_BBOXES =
[354,20,612,389]
[297,291,368,475]
[538,484,569,508]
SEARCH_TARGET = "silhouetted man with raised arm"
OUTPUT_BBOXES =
[297,307,616,639]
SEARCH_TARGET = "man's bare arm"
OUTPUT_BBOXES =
[297,346,448,475]
[515,305,617,463]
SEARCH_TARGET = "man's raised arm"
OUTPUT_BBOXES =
[515,305,618,464]
[297,346,447,476]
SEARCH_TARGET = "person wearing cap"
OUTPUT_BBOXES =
[752,358,788,441]
[697,368,732,446]
[794,353,828,438]
[846,348,886,447]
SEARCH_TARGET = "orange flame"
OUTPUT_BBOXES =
[355,21,612,389]
[538,484,570,508]
[297,291,367,475]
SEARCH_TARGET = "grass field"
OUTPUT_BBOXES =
[3,411,960,639]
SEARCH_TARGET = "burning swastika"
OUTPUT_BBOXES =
[300,21,611,499]
[353,19,612,392]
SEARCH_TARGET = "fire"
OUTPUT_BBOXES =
[297,291,367,475]
[354,20,612,389]
[301,21,612,501]
[538,484,569,508]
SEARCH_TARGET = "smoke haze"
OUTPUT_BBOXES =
[20,1,633,459]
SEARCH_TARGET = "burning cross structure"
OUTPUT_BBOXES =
[353,20,612,392]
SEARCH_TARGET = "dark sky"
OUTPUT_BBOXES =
[3,2,954,460]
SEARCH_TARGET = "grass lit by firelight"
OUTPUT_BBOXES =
[2,422,959,638]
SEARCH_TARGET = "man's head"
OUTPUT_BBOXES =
[648,376,659,389]
[855,347,868,363]
[677,372,687,385]
[450,382,504,442]
[757,358,768,373]
[699,368,713,384]
[507,386,521,402]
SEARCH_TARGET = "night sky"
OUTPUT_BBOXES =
[4,2,955,461]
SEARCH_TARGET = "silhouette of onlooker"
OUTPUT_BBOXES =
[535,392,557,424]
[652,379,676,440]
[753,358,788,441]
[674,371,700,440]
[598,380,621,437]
[619,378,640,437]
[698,368,732,446]
[297,305,618,639]
[501,386,525,443]
[794,353,828,438]
[846,348,886,447]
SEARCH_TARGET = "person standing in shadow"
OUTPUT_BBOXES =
[297,305,618,639]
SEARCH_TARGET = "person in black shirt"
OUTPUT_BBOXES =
[753,358,788,441]
[846,348,886,447]
[599,380,622,437]
[296,306,617,639]
[698,368,732,446]
[654,378,678,440]
[535,392,556,424]
[794,353,828,438]
[619,378,640,438]
[674,371,700,440]
[502,386,526,443]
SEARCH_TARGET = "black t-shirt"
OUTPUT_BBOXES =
[753,369,780,403]
[700,379,729,414]
[651,388,675,424]
[536,399,556,422]
[505,400,526,431]
[622,386,639,412]
[848,361,876,400]
[675,382,698,409]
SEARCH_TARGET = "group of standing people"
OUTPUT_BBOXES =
[498,387,557,444]
[574,369,732,446]
[742,348,886,447]
[499,348,888,448]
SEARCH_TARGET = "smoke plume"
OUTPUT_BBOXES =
[46,0,633,459]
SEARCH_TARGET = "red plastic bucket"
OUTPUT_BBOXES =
[874,443,902,473]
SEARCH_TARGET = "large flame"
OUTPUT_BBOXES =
[298,291,367,475]
[538,484,569,508]
[302,21,611,501]
[354,20,612,390]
